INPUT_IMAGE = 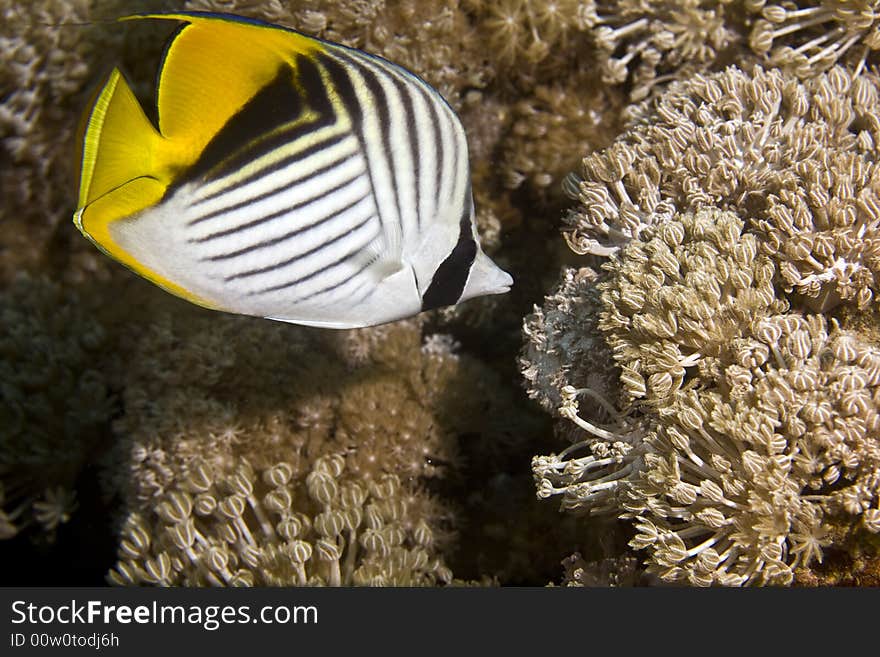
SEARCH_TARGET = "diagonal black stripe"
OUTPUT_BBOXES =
[168,65,302,194]
[353,58,403,235]
[210,192,369,267]
[421,206,477,311]
[250,241,376,297]
[422,90,445,214]
[204,57,335,182]
[183,55,339,204]
[318,52,395,244]
[193,132,348,208]
[189,158,360,239]
[225,213,376,281]
[288,259,375,304]
[317,52,363,137]
[372,59,420,231]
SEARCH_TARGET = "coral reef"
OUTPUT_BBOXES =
[467,0,738,100]
[581,0,739,101]
[521,38,880,587]
[467,0,743,204]
[559,551,642,586]
[564,65,880,312]
[100,296,533,585]
[526,207,880,585]
[109,455,452,586]
[597,208,787,405]
[104,307,502,505]
[621,309,880,585]
[498,73,624,206]
[1,0,93,281]
[466,0,594,81]
[0,274,112,541]
[522,267,619,415]
[748,0,880,77]
[795,533,880,585]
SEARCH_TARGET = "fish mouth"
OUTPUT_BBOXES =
[494,269,514,294]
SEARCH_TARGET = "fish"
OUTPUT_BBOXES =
[73,11,512,329]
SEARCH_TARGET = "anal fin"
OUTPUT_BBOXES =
[77,176,217,309]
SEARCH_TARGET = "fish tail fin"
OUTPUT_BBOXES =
[74,68,168,242]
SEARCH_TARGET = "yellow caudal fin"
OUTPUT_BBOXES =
[73,67,215,307]
[122,12,320,160]
[75,68,167,240]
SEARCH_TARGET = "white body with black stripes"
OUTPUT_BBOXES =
[74,12,512,329]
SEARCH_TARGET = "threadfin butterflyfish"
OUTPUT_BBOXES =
[74,11,512,328]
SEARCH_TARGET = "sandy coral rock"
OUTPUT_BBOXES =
[109,455,453,586]
[565,65,880,312]
[748,0,880,77]
[0,275,112,541]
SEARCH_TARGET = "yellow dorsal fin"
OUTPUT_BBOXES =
[123,12,321,167]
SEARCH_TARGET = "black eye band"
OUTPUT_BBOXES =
[421,210,477,311]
